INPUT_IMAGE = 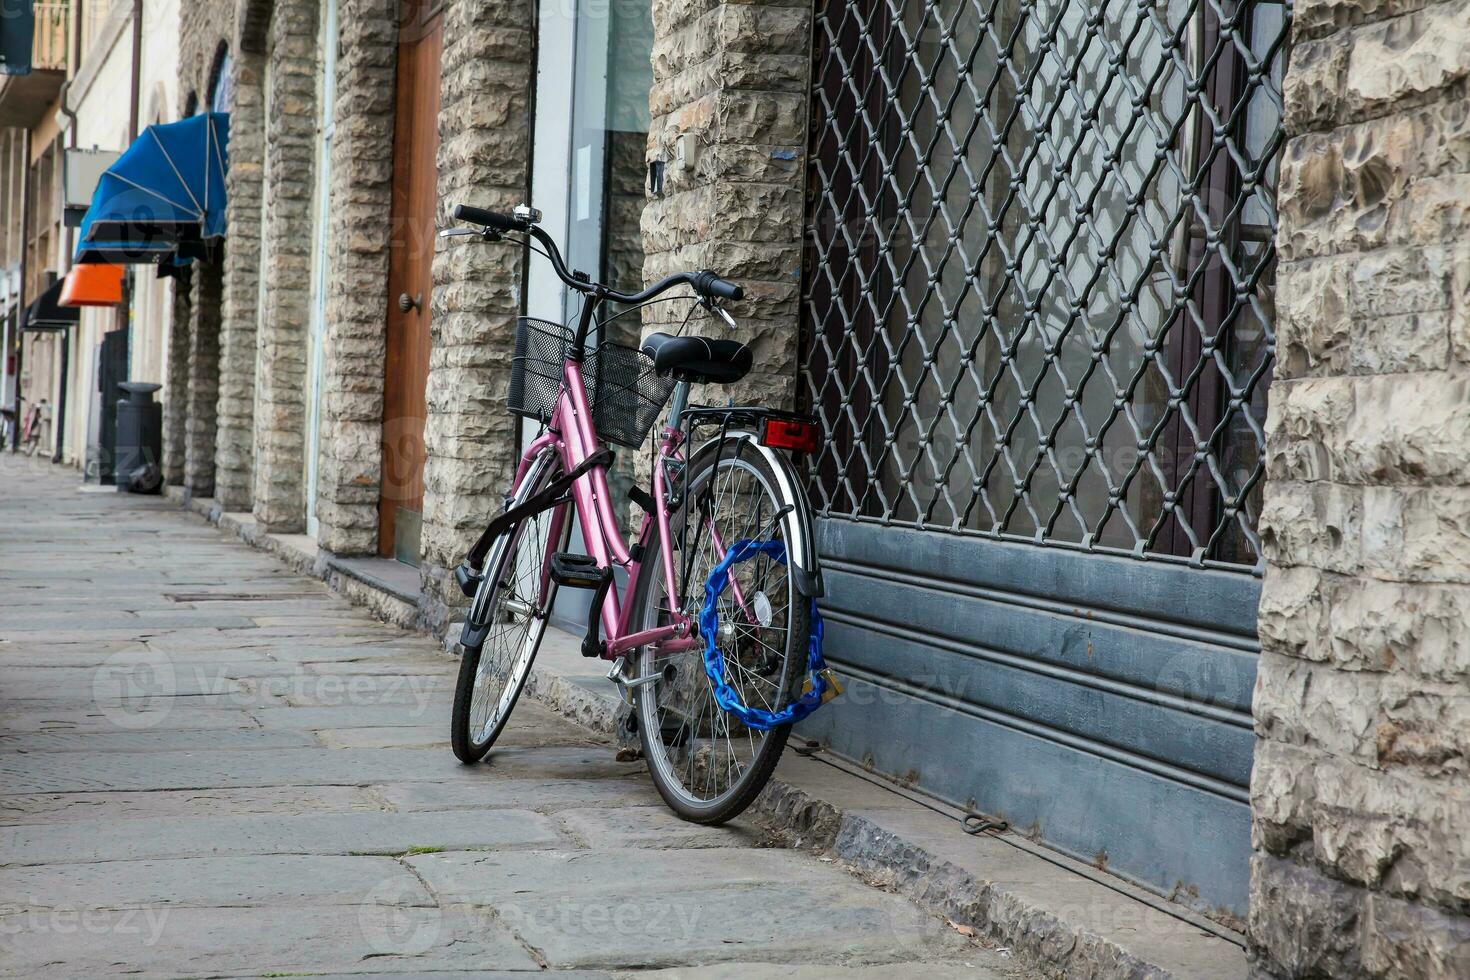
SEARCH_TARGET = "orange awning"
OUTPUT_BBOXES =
[59,264,125,308]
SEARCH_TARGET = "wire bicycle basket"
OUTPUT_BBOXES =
[507,316,676,449]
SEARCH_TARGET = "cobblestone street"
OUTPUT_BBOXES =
[0,458,1027,978]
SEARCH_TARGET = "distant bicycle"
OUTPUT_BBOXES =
[445,204,837,823]
[19,400,48,457]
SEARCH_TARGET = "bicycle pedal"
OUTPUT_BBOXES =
[549,553,607,589]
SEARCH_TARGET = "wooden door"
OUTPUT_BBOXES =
[379,0,444,561]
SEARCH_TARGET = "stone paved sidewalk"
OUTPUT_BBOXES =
[0,457,1031,979]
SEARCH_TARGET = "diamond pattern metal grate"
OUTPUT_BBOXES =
[800,0,1287,572]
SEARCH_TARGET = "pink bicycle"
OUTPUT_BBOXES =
[445,204,833,823]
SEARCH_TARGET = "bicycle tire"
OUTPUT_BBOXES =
[628,440,810,823]
[450,451,567,763]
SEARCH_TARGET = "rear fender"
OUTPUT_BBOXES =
[692,431,823,598]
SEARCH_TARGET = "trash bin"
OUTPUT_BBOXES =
[115,382,163,494]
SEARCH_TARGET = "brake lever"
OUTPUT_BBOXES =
[439,227,484,239]
[698,296,739,330]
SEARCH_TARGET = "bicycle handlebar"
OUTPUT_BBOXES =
[452,204,527,235]
[690,271,744,302]
[451,203,744,305]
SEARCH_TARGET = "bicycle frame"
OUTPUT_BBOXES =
[519,356,698,662]
[451,215,820,665]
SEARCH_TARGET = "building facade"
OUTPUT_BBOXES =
[1250,0,1470,974]
[0,0,70,460]
[2,0,1460,972]
[0,0,180,469]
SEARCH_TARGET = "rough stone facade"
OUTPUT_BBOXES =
[213,47,265,513]
[418,0,534,632]
[183,264,222,496]
[176,0,240,501]
[211,45,266,514]
[313,0,398,556]
[641,0,809,410]
[161,269,192,486]
[1250,0,1470,975]
[169,0,395,545]
[251,0,321,532]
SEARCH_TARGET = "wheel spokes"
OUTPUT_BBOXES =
[467,497,557,745]
[642,454,798,806]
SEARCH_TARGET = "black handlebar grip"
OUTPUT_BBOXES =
[453,204,524,233]
[693,271,745,301]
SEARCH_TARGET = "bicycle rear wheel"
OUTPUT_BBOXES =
[450,451,567,763]
[628,440,809,823]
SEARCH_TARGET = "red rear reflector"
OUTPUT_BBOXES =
[761,418,819,454]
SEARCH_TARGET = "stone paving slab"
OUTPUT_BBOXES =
[375,776,660,812]
[0,704,260,733]
[311,719,604,751]
[0,610,260,630]
[145,627,416,650]
[0,786,383,824]
[555,805,765,849]
[296,656,460,675]
[505,881,969,970]
[0,854,433,909]
[0,746,470,793]
[239,974,603,980]
[0,645,261,666]
[259,642,436,662]
[406,848,856,902]
[407,849,975,969]
[250,701,453,729]
[2,673,249,700]
[0,460,1027,978]
[314,725,451,749]
[1,659,343,682]
[0,728,317,754]
[636,964,1018,979]
[0,904,542,977]
[1,808,565,865]
[7,692,268,717]
[272,674,455,706]
[306,703,602,752]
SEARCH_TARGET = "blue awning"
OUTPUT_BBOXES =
[75,113,230,265]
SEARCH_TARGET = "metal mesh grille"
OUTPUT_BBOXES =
[800,0,1288,572]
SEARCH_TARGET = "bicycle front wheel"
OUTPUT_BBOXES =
[450,451,567,763]
[629,440,810,823]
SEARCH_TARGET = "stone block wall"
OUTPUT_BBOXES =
[161,269,192,486]
[183,263,222,496]
[251,0,321,532]
[177,0,238,502]
[178,0,234,118]
[418,0,533,633]
[1250,0,1470,975]
[314,0,398,556]
[213,51,265,513]
[642,0,810,411]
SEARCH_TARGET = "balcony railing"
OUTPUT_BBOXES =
[32,2,70,72]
